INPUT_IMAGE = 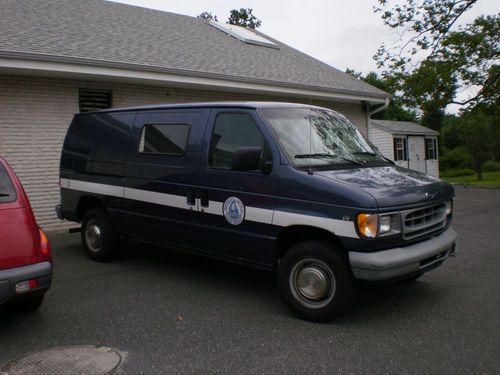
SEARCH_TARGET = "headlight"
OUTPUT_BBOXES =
[379,215,392,234]
[445,200,453,216]
[357,213,401,238]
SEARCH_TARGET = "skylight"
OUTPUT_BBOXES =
[209,21,278,49]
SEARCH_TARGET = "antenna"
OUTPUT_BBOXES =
[308,96,313,175]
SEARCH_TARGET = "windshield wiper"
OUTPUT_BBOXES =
[353,152,394,164]
[353,152,378,156]
[294,153,363,165]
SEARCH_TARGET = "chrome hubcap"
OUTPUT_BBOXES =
[85,220,103,253]
[290,259,336,309]
[297,266,329,300]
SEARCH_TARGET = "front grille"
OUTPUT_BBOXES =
[402,203,447,240]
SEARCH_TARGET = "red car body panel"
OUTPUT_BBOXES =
[0,206,41,270]
[0,156,47,270]
[0,156,52,306]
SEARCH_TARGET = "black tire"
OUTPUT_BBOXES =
[81,208,120,262]
[277,241,354,322]
[13,295,44,312]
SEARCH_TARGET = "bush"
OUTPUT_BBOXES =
[440,148,469,171]
[483,160,500,172]
[440,169,476,177]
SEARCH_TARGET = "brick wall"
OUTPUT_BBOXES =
[0,74,367,232]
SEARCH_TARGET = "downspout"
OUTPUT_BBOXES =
[363,97,390,141]
[369,97,390,117]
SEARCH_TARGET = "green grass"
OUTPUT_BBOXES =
[442,171,500,187]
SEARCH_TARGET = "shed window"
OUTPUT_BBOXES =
[425,138,437,160]
[393,137,407,161]
[138,124,190,156]
[79,89,112,113]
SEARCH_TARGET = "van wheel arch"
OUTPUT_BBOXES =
[77,196,105,221]
[274,226,347,266]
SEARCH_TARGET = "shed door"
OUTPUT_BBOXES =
[408,136,426,173]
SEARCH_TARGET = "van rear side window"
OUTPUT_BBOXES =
[138,124,190,156]
[0,164,16,203]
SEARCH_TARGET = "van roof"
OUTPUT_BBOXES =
[77,101,327,115]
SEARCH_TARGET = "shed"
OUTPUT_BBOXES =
[369,120,440,177]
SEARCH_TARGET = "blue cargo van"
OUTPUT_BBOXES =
[57,102,457,322]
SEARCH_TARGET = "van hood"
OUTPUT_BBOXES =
[316,165,454,208]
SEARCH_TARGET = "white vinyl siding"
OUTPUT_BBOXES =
[369,125,393,159]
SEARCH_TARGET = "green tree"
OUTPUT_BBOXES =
[441,114,461,150]
[346,69,417,121]
[197,12,218,22]
[459,109,500,179]
[228,8,262,29]
[374,1,499,130]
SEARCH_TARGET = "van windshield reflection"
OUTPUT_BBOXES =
[260,108,387,168]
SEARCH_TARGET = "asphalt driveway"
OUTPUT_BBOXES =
[1,187,499,374]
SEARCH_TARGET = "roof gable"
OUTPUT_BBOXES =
[371,120,439,135]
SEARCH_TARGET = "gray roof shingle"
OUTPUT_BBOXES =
[0,0,388,99]
[371,120,439,135]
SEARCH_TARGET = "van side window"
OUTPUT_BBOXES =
[138,124,190,156]
[209,113,265,169]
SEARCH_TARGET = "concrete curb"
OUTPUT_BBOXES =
[451,184,500,190]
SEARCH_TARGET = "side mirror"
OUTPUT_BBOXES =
[231,147,262,172]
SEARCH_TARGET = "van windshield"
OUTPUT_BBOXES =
[260,107,387,168]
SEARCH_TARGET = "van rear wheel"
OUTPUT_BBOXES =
[81,208,120,262]
[277,241,354,322]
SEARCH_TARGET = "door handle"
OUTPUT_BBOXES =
[200,190,209,208]
[186,189,196,206]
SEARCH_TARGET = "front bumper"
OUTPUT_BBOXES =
[0,262,52,305]
[349,228,457,281]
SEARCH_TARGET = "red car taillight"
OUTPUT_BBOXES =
[39,227,51,258]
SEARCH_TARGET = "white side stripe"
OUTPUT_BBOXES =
[60,178,124,198]
[125,187,192,210]
[247,206,274,225]
[273,210,358,238]
[60,178,358,238]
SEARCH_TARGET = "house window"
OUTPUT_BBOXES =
[425,138,438,160]
[79,89,112,113]
[138,124,190,156]
[393,137,407,161]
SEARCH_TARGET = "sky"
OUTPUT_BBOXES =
[110,0,497,75]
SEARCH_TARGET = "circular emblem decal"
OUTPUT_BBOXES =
[223,197,245,225]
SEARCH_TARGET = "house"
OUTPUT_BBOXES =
[0,0,390,231]
[369,120,439,177]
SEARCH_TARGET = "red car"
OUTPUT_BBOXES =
[0,156,52,311]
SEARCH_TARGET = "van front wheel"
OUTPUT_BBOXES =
[81,208,120,262]
[277,241,353,322]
